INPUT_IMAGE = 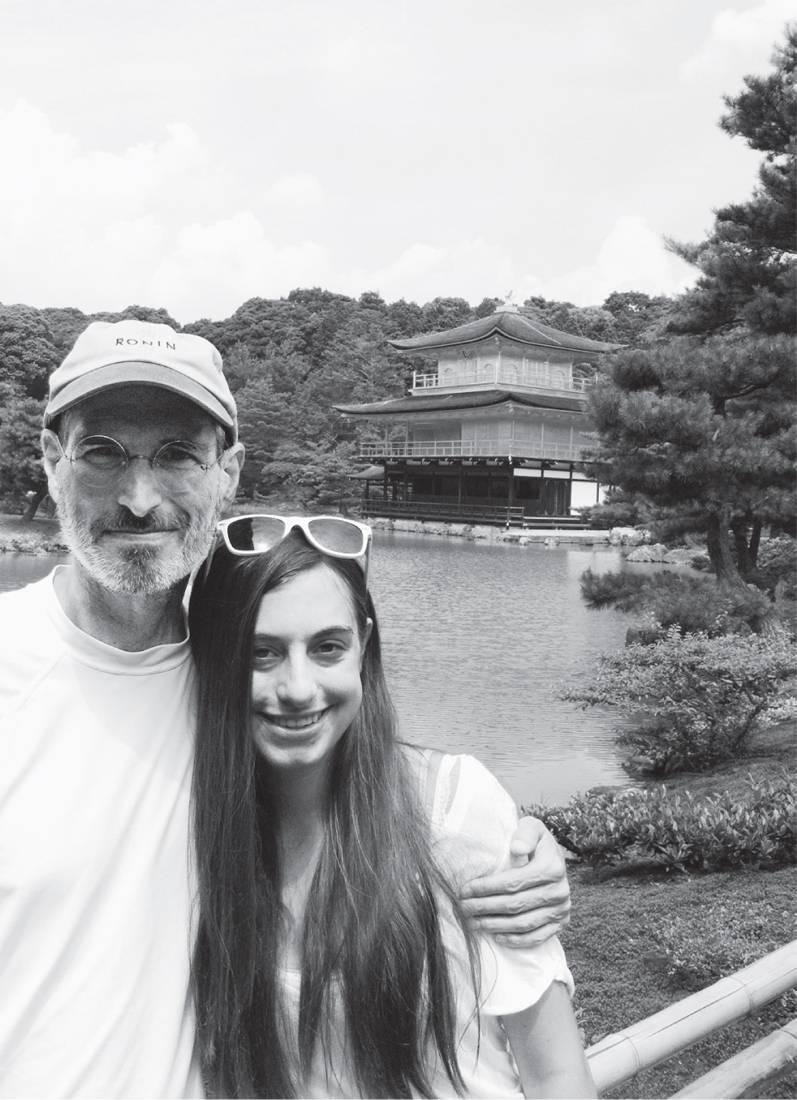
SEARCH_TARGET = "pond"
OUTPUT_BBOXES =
[368,533,631,805]
[0,533,636,805]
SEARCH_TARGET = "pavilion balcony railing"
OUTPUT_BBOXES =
[360,499,590,529]
[359,439,589,462]
[411,364,593,397]
[362,499,527,526]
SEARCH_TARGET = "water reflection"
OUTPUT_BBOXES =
[369,532,630,805]
[0,553,66,592]
[0,535,633,805]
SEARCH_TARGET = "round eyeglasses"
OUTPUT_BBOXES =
[58,435,224,492]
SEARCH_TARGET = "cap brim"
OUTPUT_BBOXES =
[44,361,236,440]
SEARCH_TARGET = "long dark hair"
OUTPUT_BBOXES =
[189,533,476,1098]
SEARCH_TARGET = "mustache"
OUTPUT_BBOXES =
[100,509,189,534]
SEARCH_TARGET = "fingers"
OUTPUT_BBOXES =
[466,900,572,945]
[460,884,571,921]
[460,862,569,900]
[508,814,546,858]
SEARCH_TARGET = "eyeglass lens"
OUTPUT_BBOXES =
[306,517,367,554]
[72,438,129,469]
[225,516,284,552]
[67,437,212,490]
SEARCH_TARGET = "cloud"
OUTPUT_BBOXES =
[146,213,331,319]
[0,102,330,321]
[342,219,695,308]
[0,102,217,222]
[0,102,697,322]
[262,172,325,207]
[535,216,696,305]
[347,239,517,305]
[0,101,241,313]
[317,34,401,77]
[681,0,793,78]
[321,37,365,74]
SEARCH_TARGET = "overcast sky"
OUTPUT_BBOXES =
[1,0,792,323]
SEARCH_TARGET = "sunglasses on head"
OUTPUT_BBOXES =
[215,514,372,578]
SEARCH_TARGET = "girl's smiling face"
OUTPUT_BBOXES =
[249,563,371,773]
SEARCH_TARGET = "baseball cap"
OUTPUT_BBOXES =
[44,320,238,443]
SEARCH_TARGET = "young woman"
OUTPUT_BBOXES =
[188,515,596,1099]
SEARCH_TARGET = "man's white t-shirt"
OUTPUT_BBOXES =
[0,569,203,1098]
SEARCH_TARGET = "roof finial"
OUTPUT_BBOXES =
[499,290,519,314]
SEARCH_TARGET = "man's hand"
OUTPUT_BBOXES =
[460,816,571,948]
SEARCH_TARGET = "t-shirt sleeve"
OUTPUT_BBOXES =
[431,754,574,1017]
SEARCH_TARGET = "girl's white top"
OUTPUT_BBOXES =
[282,752,573,1098]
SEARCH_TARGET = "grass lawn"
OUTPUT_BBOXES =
[560,722,797,1098]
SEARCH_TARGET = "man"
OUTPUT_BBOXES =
[0,320,570,1097]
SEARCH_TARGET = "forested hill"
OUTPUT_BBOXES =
[0,289,672,511]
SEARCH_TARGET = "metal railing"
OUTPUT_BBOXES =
[585,940,797,1097]
[358,440,588,461]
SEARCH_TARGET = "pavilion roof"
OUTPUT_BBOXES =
[388,309,616,355]
[335,388,586,418]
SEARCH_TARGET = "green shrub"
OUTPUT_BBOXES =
[577,486,649,529]
[564,626,796,773]
[641,579,771,637]
[528,774,796,874]
[580,568,772,637]
[581,500,644,529]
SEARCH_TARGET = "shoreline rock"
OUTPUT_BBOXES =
[365,517,612,546]
[0,532,68,555]
[626,542,710,567]
[609,526,650,546]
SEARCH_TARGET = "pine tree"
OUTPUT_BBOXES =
[589,27,797,589]
[589,333,795,585]
[668,26,796,335]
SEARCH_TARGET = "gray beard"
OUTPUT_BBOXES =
[56,507,218,595]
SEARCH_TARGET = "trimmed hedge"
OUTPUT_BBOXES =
[529,773,796,874]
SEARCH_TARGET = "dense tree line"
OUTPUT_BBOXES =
[0,288,670,515]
